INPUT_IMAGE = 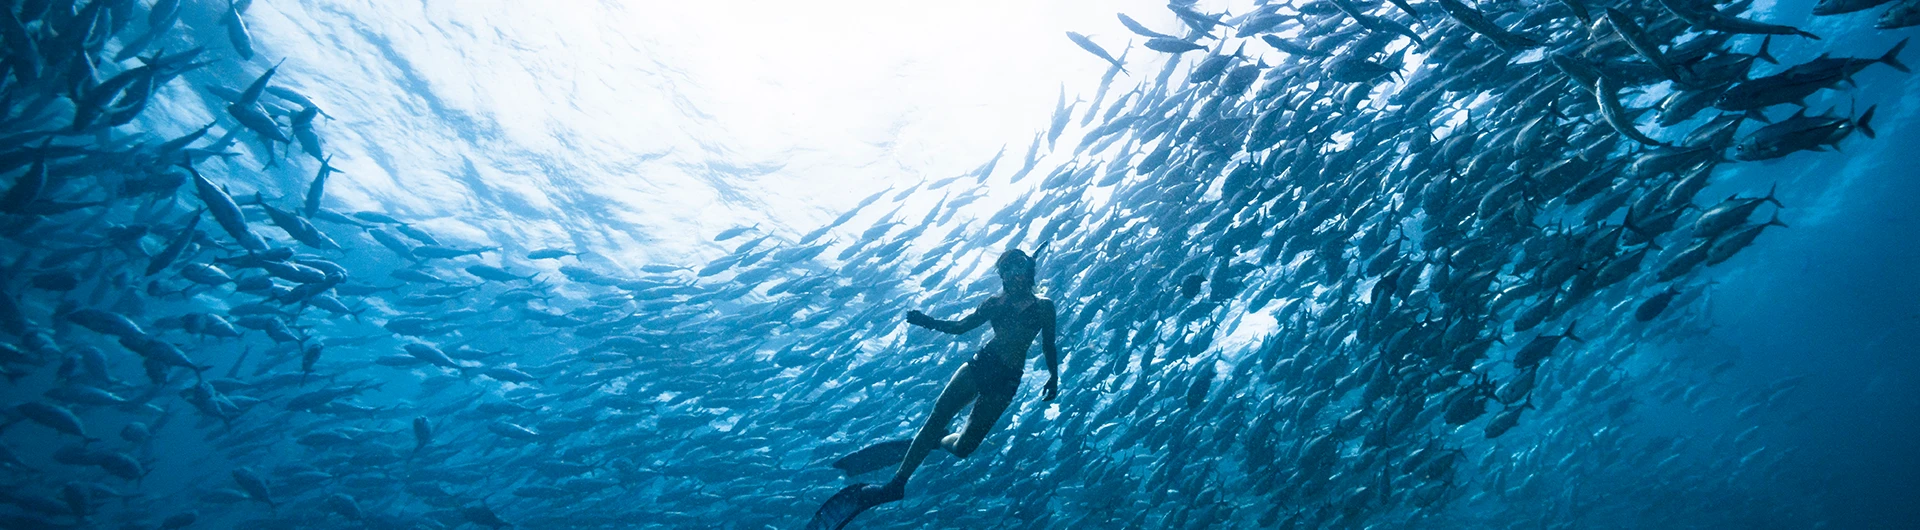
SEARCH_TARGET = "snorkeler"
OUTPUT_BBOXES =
[807,248,1062,530]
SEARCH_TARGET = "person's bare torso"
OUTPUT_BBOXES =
[978,294,1050,371]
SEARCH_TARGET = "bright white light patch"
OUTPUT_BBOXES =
[237,0,1179,267]
[1218,309,1279,357]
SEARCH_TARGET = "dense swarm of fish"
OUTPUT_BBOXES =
[0,0,1905,528]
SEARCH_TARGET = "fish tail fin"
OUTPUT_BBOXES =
[1881,38,1910,73]
[1562,320,1583,342]
[1856,106,1877,139]
[1765,211,1788,229]
[1621,207,1648,236]
[1760,183,1782,208]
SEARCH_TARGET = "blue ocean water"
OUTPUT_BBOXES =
[0,0,1916,529]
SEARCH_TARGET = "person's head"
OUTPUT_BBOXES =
[997,249,1036,295]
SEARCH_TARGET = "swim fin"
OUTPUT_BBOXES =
[805,483,899,530]
[830,439,911,477]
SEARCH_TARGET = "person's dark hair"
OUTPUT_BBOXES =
[996,249,1034,278]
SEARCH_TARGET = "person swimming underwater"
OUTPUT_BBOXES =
[807,248,1062,529]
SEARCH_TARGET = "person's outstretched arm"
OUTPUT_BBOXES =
[1041,300,1060,401]
[905,299,992,335]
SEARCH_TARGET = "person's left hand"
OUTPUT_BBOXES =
[1042,375,1059,402]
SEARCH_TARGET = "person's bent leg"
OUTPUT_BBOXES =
[946,376,1016,458]
[882,363,979,496]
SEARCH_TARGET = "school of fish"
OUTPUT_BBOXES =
[0,0,1910,528]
